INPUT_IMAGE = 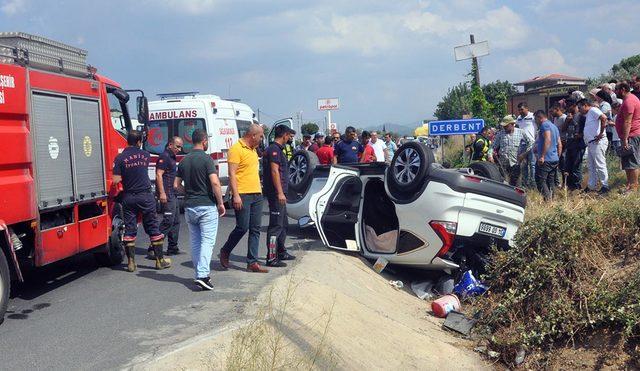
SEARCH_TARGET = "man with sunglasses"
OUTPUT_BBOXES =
[151,136,184,257]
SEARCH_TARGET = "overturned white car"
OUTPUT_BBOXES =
[287,142,526,271]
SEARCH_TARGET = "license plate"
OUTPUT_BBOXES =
[478,222,506,238]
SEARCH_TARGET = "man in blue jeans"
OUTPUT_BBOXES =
[533,110,562,201]
[174,129,226,291]
[219,124,270,273]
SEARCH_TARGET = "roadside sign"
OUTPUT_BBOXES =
[454,40,490,61]
[318,98,340,111]
[429,119,484,136]
[329,122,338,132]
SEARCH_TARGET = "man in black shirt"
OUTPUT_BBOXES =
[563,99,587,190]
[263,125,297,267]
[174,129,225,291]
[154,136,184,257]
[112,130,171,272]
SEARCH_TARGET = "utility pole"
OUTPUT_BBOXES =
[470,34,480,86]
[257,108,261,124]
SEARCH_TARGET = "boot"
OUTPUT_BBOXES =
[152,240,171,270]
[146,245,156,260]
[125,241,137,272]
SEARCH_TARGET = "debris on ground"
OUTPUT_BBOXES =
[411,280,436,300]
[431,294,461,318]
[452,270,487,298]
[443,311,476,336]
[372,257,388,273]
[389,280,404,289]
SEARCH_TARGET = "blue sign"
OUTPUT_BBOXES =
[429,119,484,136]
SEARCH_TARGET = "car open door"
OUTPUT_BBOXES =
[309,166,363,251]
[267,118,294,145]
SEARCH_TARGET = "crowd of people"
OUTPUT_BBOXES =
[296,127,399,165]
[470,78,640,201]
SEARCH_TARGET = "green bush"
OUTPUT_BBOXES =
[476,195,640,354]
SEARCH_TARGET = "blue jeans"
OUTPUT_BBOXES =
[220,194,263,264]
[185,206,219,279]
[522,151,536,188]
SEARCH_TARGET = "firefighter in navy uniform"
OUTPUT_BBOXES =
[263,125,297,267]
[112,130,171,272]
[147,136,184,259]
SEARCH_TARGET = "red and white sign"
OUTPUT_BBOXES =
[329,122,338,132]
[317,98,340,111]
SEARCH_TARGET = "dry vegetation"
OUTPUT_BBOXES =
[473,191,640,368]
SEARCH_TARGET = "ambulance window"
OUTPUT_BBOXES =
[236,120,252,138]
[145,121,170,155]
[177,119,206,154]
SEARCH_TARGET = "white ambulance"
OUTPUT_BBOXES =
[144,92,256,199]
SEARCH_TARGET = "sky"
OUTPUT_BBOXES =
[1,0,639,128]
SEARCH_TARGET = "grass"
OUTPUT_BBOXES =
[472,155,640,367]
[225,275,337,371]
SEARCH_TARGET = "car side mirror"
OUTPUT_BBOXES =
[136,96,149,125]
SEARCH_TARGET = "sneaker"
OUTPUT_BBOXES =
[247,262,269,273]
[278,252,296,261]
[195,277,214,291]
[598,186,610,195]
[220,250,230,269]
[155,257,172,270]
[266,259,287,268]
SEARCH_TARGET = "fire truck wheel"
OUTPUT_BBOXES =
[95,218,125,267]
[0,251,10,325]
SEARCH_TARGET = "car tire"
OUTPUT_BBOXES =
[94,217,125,267]
[469,161,504,182]
[0,250,11,325]
[288,150,319,194]
[387,141,435,195]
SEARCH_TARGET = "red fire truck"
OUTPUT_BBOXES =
[0,33,148,323]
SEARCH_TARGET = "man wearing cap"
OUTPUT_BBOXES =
[491,115,531,186]
[309,133,324,152]
[263,125,297,267]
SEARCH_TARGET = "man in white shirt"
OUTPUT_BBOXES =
[369,131,388,163]
[516,102,537,188]
[578,99,609,194]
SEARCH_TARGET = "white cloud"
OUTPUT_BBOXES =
[1,0,26,15]
[503,48,578,78]
[404,6,528,50]
[154,0,217,15]
[305,13,399,56]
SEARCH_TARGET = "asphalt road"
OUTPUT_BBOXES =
[0,207,323,370]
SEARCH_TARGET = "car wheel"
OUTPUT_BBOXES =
[94,217,125,267]
[469,161,504,182]
[288,150,319,193]
[0,250,11,324]
[387,141,434,194]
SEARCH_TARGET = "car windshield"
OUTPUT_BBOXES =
[144,118,206,155]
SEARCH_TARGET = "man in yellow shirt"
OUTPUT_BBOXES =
[219,124,269,272]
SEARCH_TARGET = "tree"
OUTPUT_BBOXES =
[434,83,471,120]
[300,122,319,135]
[588,54,640,88]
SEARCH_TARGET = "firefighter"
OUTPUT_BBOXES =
[150,136,184,258]
[112,130,171,272]
[471,126,492,162]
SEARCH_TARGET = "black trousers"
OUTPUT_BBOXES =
[122,191,162,241]
[535,161,559,201]
[159,196,180,249]
[266,197,288,259]
[565,147,585,190]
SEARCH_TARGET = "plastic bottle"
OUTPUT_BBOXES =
[431,294,461,318]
